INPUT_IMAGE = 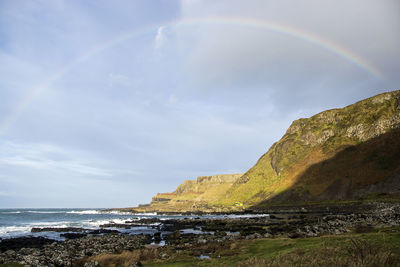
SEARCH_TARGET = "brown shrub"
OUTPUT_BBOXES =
[88,248,160,267]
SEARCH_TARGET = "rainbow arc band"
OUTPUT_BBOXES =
[0,16,383,135]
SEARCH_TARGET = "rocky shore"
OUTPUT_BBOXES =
[0,234,151,266]
[1,202,399,266]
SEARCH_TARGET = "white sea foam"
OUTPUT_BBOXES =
[28,221,72,226]
[0,225,65,241]
[180,228,213,234]
[133,212,157,216]
[100,211,134,216]
[0,226,31,235]
[66,210,102,215]
[85,218,129,227]
[1,211,21,214]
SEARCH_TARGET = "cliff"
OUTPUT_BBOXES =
[224,89,400,207]
[139,174,243,212]
[134,90,400,212]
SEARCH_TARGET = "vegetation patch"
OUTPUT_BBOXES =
[142,230,400,267]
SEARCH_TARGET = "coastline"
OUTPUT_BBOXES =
[1,201,399,266]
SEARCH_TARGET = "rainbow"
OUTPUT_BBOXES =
[0,16,383,134]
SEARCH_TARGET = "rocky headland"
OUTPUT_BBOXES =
[123,90,400,214]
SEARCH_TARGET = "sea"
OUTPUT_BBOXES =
[0,208,268,241]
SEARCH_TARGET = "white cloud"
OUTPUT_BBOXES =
[154,26,166,50]
[0,141,112,177]
[0,191,16,197]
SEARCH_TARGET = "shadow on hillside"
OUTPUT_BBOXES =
[249,128,400,210]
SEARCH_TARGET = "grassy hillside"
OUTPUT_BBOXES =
[135,90,400,212]
[224,89,400,207]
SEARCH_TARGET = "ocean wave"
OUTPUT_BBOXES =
[85,218,129,227]
[28,221,71,227]
[132,212,157,216]
[65,210,150,216]
[0,225,31,236]
[0,226,66,241]
[1,210,69,214]
[66,210,102,215]
[26,211,66,214]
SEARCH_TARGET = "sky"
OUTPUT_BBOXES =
[0,0,399,208]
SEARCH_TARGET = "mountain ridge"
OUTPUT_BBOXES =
[133,89,400,212]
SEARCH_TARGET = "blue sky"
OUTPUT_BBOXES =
[0,0,399,208]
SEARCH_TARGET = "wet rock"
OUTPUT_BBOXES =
[99,223,134,228]
[60,233,88,239]
[88,229,120,235]
[0,237,57,252]
[153,232,162,243]
[31,227,87,233]
[132,218,162,224]
[129,261,142,267]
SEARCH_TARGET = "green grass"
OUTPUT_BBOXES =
[4,230,399,266]
[144,228,400,266]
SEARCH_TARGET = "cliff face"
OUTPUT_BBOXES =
[143,174,243,212]
[174,174,243,195]
[224,90,400,206]
[136,90,400,212]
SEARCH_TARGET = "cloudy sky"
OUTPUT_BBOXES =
[0,0,399,208]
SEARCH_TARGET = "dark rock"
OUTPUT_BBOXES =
[89,229,120,235]
[31,227,87,233]
[153,232,162,243]
[99,223,135,229]
[0,237,57,252]
[60,233,88,239]
[129,261,142,267]
[288,232,302,239]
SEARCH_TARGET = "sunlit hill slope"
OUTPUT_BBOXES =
[134,90,400,212]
